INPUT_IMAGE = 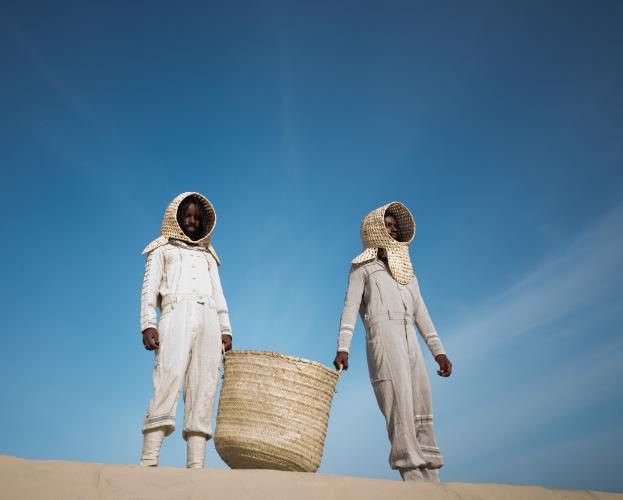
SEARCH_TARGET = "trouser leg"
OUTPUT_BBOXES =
[182,305,222,441]
[407,326,444,471]
[367,322,426,471]
[142,302,193,436]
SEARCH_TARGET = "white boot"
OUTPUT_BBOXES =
[186,432,207,469]
[140,428,165,466]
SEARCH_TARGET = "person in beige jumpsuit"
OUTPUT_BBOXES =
[334,202,452,482]
[139,192,233,468]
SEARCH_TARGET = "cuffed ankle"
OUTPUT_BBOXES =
[140,428,165,466]
[421,467,440,482]
[186,432,207,469]
[399,467,425,482]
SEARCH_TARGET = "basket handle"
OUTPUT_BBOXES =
[334,366,343,393]
[220,343,227,380]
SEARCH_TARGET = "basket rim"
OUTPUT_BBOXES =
[223,349,339,379]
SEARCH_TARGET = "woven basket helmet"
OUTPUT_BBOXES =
[352,201,415,284]
[141,192,220,265]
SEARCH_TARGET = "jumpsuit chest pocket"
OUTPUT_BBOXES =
[366,270,389,317]
[163,248,184,274]
[162,248,181,289]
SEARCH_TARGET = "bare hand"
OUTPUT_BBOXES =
[222,334,232,352]
[142,328,160,350]
[333,351,349,371]
[435,354,452,377]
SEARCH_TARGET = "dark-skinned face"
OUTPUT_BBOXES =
[384,214,399,240]
[181,202,201,239]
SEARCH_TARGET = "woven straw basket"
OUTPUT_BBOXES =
[215,350,339,472]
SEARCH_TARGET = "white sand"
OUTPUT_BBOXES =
[0,454,620,500]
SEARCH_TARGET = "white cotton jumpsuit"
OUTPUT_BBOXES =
[140,239,232,440]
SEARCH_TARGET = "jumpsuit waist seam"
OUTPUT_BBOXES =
[161,294,216,312]
[366,311,414,327]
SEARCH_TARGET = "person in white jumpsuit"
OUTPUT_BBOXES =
[139,192,232,468]
[334,202,452,482]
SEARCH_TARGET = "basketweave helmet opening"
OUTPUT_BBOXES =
[141,192,220,261]
[384,202,415,243]
[176,194,216,241]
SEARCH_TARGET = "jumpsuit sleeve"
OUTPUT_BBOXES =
[413,276,447,358]
[337,265,366,353]
[140,246,165,333]
[209,255,232,337]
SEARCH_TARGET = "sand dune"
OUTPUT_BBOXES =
[0,454,620,500]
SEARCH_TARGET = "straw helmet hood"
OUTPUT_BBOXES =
[352,201,415,285]
[142,192,220,265]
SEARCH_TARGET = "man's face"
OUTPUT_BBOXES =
[384,214,399,240]
[182,203,201,239]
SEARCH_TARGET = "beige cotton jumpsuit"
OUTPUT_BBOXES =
[337,202,447,479]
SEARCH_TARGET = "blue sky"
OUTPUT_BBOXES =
[1,0,622,492]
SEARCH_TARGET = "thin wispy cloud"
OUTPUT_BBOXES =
[444,334,623,455]
[466,424,623,491]
[448,201,623,361]
[429,202,623,490]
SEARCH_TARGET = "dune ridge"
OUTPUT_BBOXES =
[0,454,620,500]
